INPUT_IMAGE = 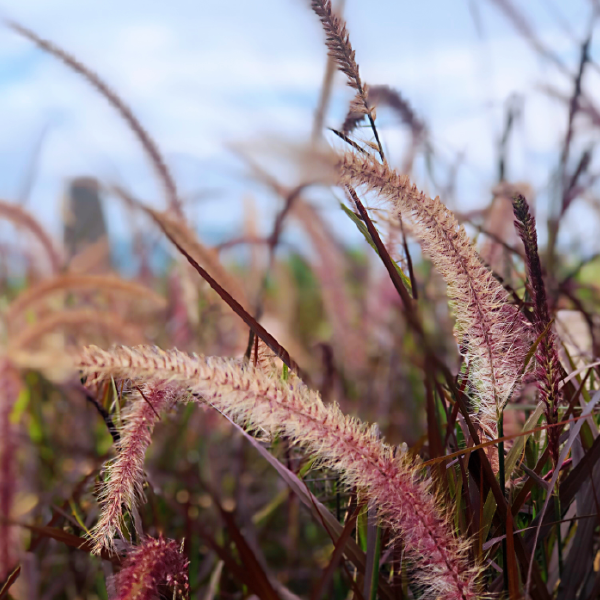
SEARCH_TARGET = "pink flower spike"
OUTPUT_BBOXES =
[0,358,21,581]
[113,536,189,600]
[90,382,175,554]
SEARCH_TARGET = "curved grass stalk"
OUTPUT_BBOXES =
[7,21,181,216]
[6,274,167,322]
[9,309,146,351]
[0,199,63,273]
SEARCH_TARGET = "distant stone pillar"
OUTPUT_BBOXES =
[62,177,111,272]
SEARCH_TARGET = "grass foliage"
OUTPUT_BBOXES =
[2,3,600,599]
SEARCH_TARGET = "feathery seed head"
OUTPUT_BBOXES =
[511,193,562,463]
[77,345,483,599]
[338,153,531,439]
[112,536,189,600]
[311,0,362,92]
[89,382,176,554]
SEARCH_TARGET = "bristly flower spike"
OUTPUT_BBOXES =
[89,383,176,554]
[78,345,484,600]
[311,0,385,161]
[512,194,562,464]
[112,536,189,600]
[338,152,531,456]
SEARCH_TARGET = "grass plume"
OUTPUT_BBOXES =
[90,383,176,554]
[338,152,530,442]
[311,0,384,161]
[77,344,483,599]
[512,194,563,464]
[112,535,189,600]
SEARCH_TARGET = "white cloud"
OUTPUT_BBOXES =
[0,0,596,249]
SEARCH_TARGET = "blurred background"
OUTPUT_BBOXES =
[4,2,600,598]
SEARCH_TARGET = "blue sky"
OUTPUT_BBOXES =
[0,0,599,255]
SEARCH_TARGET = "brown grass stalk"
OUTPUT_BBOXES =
[9,309,146,351]
[0,199,63,274]
[5,274,167,322]
[111,184,250,313]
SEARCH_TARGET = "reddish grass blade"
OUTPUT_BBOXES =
[425,372,444,479]
[445,376,551,600]
[505,509,520,599]
[0,565,20,600]
[525,391,600,596]
[195,523,270,598]
[523,421,600,545]
[310,503,361,600]
[345,187,413,311]
[16,523,119,564]
[224,416,394,600]
[215,505,281,600]
[149,210,302,376]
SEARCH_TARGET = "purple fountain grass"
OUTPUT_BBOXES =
[338,152,530,447]
[0,359,21,581]
[77,344,483,600]
[512,194,563,464]
[112,536,189,600]
[311,0,530,450]
[311,0,363,98]
[90,383,177,554]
